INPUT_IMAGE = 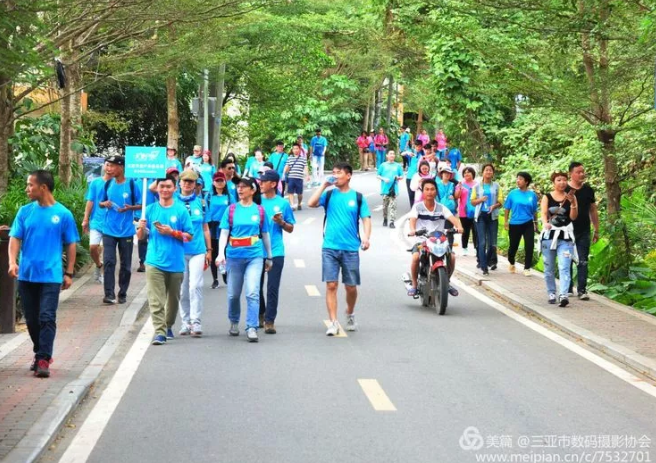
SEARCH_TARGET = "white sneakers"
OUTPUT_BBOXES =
[326,321,340,336]
[326,314,357,336]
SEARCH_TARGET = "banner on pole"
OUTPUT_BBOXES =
[125,146,167,179]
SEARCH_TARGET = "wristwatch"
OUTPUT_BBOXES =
[64,272,74,278]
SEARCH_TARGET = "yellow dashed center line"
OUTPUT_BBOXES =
[294,259,306,268]
[323,320,348,338]
[305,285,321,297]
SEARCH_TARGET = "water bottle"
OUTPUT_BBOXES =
[219,263,227,275]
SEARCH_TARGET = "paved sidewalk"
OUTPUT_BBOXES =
[0,263,148,462]
[399,217,656,382]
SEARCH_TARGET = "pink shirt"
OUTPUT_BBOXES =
[458,180,476,217]
[418,134,430,146]
[436,133,448,150]
[356,136,369,149]
[374,134,389,148]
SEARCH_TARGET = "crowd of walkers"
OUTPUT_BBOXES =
[7,125,598,379]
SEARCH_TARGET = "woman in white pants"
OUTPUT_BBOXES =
[177,170,211,337]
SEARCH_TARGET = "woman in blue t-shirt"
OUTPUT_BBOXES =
[216,177,273,342]
[198,150,216,194]
[504,172,539,276]
[207,171,231,289]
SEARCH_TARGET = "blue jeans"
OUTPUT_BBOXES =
[375,149,386,167]
[227,257,264,330]
[19,281,61,361]
[259,257,285,323]
[475,213,498,271]
[103,235,134,299]
[322,249,361,286]
[541,238,574,297]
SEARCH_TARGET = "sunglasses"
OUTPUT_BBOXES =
[226,166,235,170]
[181,179,196,184]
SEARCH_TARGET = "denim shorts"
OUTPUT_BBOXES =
[322,248,360,286]
[287,178,304,195]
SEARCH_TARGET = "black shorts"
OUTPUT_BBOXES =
[287,178,304,194]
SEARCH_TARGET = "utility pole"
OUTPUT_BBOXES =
[203,69,209,150]
[212,63,226,167]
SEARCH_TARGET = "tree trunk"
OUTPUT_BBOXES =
[416,109,424,137]
[0,78,13,195]
[598,129,621,216]
[58,42,73,185]
[368,93,375,131]
[211,63,225,166]
[385,75,393,128]
[166,75,179,150]
[69,59,82,172]
[362,100,370,132]
[373,87,383,129]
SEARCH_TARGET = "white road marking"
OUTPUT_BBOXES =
[305,285,321,297]
[364,193,376,198]
[358,379,397,411]
[454,278,656,399]
[57,319,155,463]
[323,320,348,338]
[373,205,383,212]
[294,259,306,268]
[302,217,315,225]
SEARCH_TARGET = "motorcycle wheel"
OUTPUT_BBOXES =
[433,266,449,315]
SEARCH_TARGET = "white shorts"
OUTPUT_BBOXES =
[89,229,103,246]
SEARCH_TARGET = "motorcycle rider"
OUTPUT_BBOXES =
[408,178,464,297]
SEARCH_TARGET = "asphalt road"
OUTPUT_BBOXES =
[47,172,656,463]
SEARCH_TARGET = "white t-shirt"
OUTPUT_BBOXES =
[409,201,453,235]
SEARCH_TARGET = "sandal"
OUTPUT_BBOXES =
[448,286,459,297]
[407,287,418,297]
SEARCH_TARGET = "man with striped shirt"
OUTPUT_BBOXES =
[283,143,308,210]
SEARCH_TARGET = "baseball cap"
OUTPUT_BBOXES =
[260,170,280,183]
[166,166,179,175]
[439,165,453,174]
[106,155,125,166]
[405,127,411,133]
[180,170,199,182]
[166,146,177,152]
[213,171,226,181]
[238,176,258,189]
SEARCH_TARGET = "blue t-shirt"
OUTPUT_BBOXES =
[320,189,371,252]
[504,189,539,225]
[437,181,457,213]
[377,162,403,195]
[207,193,230,239]
[268,152,289,176]
[165,158,183,173]
[406,149,424,178]
[10,202,80,283]
[246,160,264,179]
[261,196,296,258]
[144,202,193,273]
[134,179,158,220]
[226,181,238,203]
[399,133,410,152]
[85,177,108,231]
[243,156,255,175]
[101,178,141,237]
[185,155,202,167]
[219,203,271,259]
[310,136,328,157]
[197,163,215,192]
[447,148,462,170]
[177,194,209,255]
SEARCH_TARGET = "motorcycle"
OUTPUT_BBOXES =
[402,228,455,315]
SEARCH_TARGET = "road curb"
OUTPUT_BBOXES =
[2,283,150,463]
[395,214,656,383]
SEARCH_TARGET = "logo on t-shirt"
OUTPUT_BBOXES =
[273,206,281,212]
[251,215,259,222]
[122,192,129,199]
[194,209,201,216]
[170,216,177,223]
[348,200,356,207]
[51,215,60,224]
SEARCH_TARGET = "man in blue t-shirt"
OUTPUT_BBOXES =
[309,128,328,186]
[82,162,110,284]
[308,162,372,336]
[98,155,141,305]
[447,147,462,172]
[9,170,80,378]
[376,150,404,229]
[269,140,289,195]
[137,174,193,345]
[259,170,296,333]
